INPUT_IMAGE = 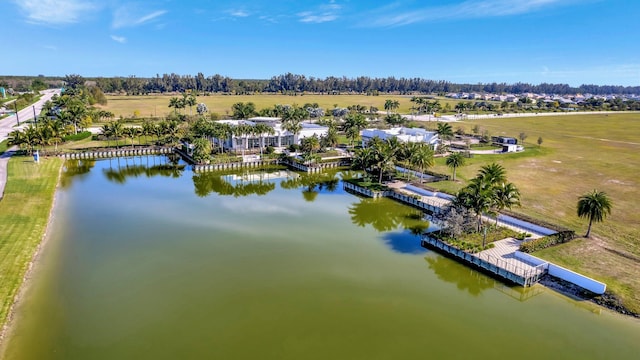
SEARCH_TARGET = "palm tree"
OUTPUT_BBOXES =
[352,146,376,173]
[410,144,434,182]
[456,177,494,232]
[110,121,124,148]
[577,190,613,238]
[141,121,156,145]
[493,182,521,224]
[445,152,466,181]
[232,102,256,119]
[254,123,275,156]
[370,139,400,184]
[168,97,181,114]
[184,94,197,116]
[344,113,367,147]
[123,127,139,148]
[384,99,394,116]
[282,118,303,146]
[477,163,506,186]
[301,135,320,155]
[437,122,454,144]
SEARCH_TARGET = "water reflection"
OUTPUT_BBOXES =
[425,255,495,296]
[60,159,96,188]
[348,197,429,233]
[280,171,341,202]
[192,171,277,197]
[381,231,428,255]
[101,156,185,184]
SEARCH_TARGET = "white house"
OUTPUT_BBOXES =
[216,118,328,151]
[361,127,440,149]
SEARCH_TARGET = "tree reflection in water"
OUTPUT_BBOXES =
[192,170,276,198]
[348,197,428,233]
[60,159,96,188]
[425,255,495,296]
[280,171,341,202]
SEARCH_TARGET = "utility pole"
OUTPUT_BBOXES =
[14,101,20,125]
[33,105,38,128]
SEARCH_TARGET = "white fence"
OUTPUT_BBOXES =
[514,251,606,294]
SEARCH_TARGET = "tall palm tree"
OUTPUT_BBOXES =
[384,99,394,116]
[493,182,521,224]
[456,177,494,232]
[232,102,256,119]
[110,121,124,148]
[577,190,613,238]
[445,152,466,181]
[477,162,506,186]
[123,127,139,148]
[282,118,303,146]
[352,146,376,173]
[184,94,197,116]
[410,143,434,182]
[437,122,454,144]
[168,97,181,114]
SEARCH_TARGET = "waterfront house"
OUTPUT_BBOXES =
[361,127,440,150]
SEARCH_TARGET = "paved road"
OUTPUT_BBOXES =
[0,89,61,143]
[0,146,17,199]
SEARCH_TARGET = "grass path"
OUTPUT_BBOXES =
[0,156,63,333]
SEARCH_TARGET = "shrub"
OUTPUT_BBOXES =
[63,131,92,142]
[519,233,574,253]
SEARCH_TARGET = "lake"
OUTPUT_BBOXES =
[2,155,639,360]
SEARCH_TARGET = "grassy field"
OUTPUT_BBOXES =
[429,113,640,312]
[0,140,8,155]
[0,156,63,330]
[101,94,467,119]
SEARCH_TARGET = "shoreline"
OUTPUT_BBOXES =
[539,275,639,319]
[0,162,63,349]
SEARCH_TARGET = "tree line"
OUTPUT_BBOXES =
[3,73,639,96]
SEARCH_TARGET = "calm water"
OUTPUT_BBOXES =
[2,156,639,360]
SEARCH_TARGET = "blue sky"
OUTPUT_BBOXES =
[3,0,639,86]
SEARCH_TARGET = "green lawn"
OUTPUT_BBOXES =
[0,140,8,155]
[430,113,640,312]
[0,156,63,330]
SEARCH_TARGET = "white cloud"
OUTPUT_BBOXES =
[229,9,249,18]
[112,6,167,29]
[366,0,574,27]
[110,35,127,44]
[298,1,342,23]
[12,0,98,25]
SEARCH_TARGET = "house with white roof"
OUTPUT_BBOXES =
[361,127,440,150]
[216,118,328,151]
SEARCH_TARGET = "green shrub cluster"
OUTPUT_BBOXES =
[63,131,92,142]
[514,232,532,240]
[444,238,495,253]
[519,233,573,253]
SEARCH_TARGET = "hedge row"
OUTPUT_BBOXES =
[63,131,92,141]
[519,232,575,253]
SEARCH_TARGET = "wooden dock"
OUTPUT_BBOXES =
[421,236,547,287]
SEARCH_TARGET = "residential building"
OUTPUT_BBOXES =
[361,127,440,149]
[216,118,328,151]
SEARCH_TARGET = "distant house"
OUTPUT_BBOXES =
[361,127,440,149]
[492,136,518,145]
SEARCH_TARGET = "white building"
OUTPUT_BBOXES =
[216,118,328,151]
[361,127,440,149]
